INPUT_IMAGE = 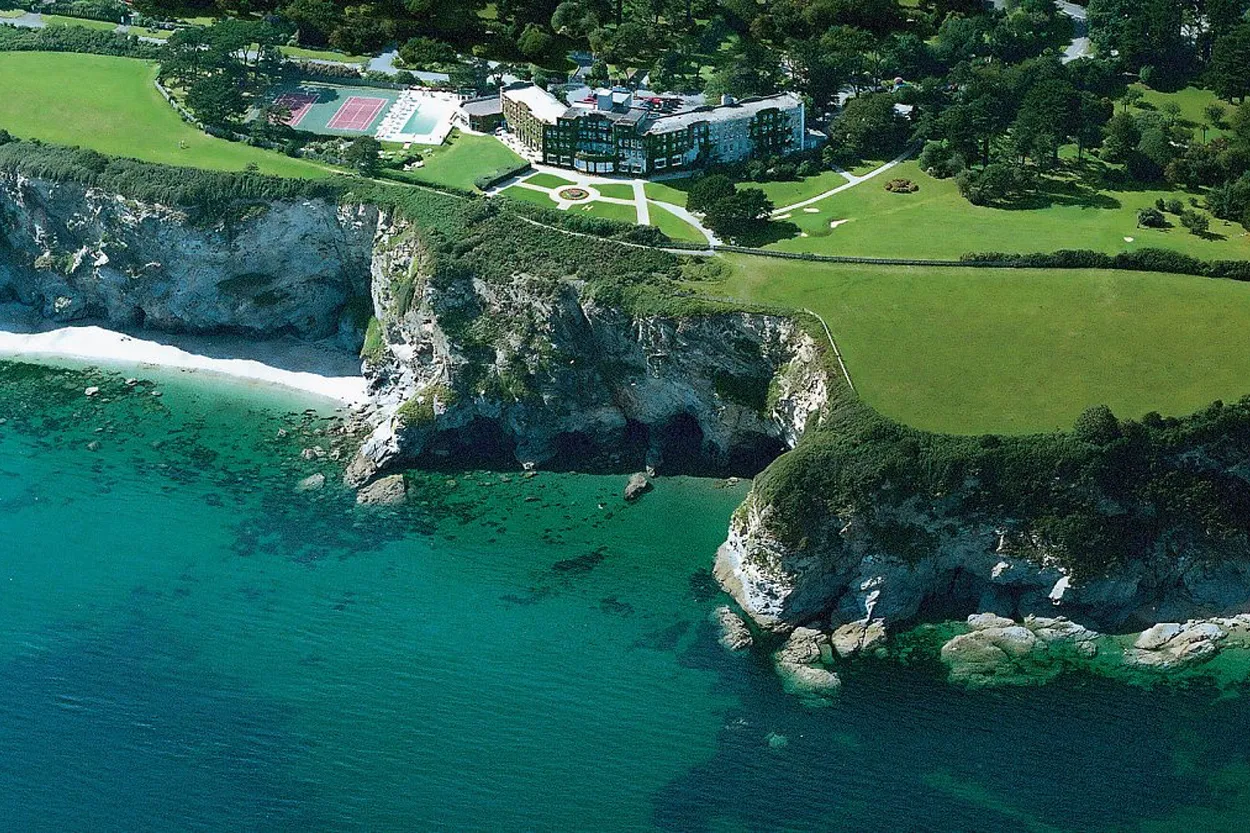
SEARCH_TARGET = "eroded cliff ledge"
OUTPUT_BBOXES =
[344,213,829,482]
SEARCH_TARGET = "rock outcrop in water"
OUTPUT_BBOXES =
[715,438,1250,639]
[11,170,1250,692]
[0,172,376,342]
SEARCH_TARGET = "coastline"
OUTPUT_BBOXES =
[0,319,368,406]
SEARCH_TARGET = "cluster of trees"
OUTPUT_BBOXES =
[908,56,1117,202]
[159,19,288,126]
[1087,0,1250,92]
[1104,95,1250,227]
[686,174,773,240]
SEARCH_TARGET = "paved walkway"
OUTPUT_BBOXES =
[771,147,915,215]
[488,162,721,245]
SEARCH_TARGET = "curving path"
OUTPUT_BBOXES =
[770,147,916,216]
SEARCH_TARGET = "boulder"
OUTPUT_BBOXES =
[967,612,1015,631]
[624,472,652,502]
[830,618,887,658]
[774,626,841,696]
[356,474,407,506]
[713,605,753,651]
[1126,620,1228,670]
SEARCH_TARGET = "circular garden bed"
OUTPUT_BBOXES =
[557,187,591,201]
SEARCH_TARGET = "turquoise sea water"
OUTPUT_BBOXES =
[6,360,1250,831]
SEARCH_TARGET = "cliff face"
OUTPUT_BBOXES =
[10,174,1250,646]
[716,455,1250,635]
[345,214,830,483]
[0,173,377,341]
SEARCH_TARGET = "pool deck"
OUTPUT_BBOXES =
[375,89,459,145]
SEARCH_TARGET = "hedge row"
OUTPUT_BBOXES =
[0,21,159,58]
[962,249,1250,281]
[472,161,532,191]
[713,244,976,267]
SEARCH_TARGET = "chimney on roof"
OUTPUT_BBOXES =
[720,94,736,107]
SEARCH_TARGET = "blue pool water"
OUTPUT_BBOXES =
[401,105,440,135]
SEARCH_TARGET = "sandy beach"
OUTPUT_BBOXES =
[0,319,368,405]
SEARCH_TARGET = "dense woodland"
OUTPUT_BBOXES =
[97,0,1250,227]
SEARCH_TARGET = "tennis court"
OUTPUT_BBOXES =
[263,83,401,136]
[273,92,318,127]
[327,96,389,130]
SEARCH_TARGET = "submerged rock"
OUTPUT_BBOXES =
[713,605,753,651]
[624,473,652,502]
[295,473,326,493]
[356,474,407,506]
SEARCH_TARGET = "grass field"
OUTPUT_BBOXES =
[593,182,636,200]
[127,26,173,39]
[499,184,556,206]
[757,170,846,207]
[279,45,369,64]
[711,254,1250,435]
[572,200,639,223]
[647,202,706,243]
[644,179,692,207]
[764,159,1250,260]
[1133,84,1230,139]
[524,172,575,189]
[43,14,118,30]
[394,131,524,191]
[0,52,327,178]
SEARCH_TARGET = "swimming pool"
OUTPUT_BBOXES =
[401,106,440,136]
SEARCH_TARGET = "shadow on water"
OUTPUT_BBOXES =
[653,623,1250,833]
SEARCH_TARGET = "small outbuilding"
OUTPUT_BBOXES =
[460,95,504,133]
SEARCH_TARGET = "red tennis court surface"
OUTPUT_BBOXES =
[326,96,388,131]
[273,92,318,127]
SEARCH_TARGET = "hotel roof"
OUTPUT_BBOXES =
[642,92,803,135]
[501,84,569,124]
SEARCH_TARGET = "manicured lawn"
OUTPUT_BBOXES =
[1133,84,1230,139]
[758,170,846,207]
[43,14,119,30]
[399,131,524,191]
[128,26,173,39]
[0,9,25,17]
[765,159,1250,261]
[712,254,1250,435]
[280,45,369,64]
[0,52,327,178]
[572,200,639,223]
[499,184,557,206]
[647,202,706,243]
[594,182,636,200]
[644,179,692,208]
[525,172,575,188]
